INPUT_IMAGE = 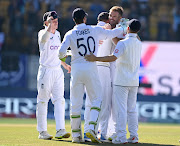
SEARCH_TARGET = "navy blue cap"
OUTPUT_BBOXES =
[43,11,59,22]
[128,19,141,32]
[72,8,88,19]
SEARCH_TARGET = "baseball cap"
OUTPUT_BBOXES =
[43,11,59,22]
[97,12,109,21]
[72,8,88,19]
[128,19,141,32]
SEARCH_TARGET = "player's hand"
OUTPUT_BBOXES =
[61,61,71,73]
[103,23,111,29]
[47,16,53,24]
[85,53,97,62]
[99,40,103,46]
[116,18,129,28]
[65,64,71,73]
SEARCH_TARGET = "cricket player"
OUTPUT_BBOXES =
[58,8,125,143]
[106,6,127,141]
[36,11,71,140]
[84,9,129,142]
[83,12,112,142]
[85,19,142,144]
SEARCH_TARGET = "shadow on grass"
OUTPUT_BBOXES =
[51,139,175,146]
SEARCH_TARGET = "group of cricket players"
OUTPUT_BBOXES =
[36,5,142,144]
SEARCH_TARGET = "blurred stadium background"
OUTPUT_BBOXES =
[0,0,180,124]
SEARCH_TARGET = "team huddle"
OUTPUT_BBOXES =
[36,6,142,144]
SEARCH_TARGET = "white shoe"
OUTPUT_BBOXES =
[72,136,84,143]
[127,136,138,143]
[86,129,102,143]
[38,131,53,140]
[112,136,127,144]
[108,133,117,141]
[55,129,71,139]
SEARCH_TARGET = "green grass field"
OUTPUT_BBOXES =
[0,118,179,146]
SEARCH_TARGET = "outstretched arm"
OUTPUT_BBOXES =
[85,53,117,62]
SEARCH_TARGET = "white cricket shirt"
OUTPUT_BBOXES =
[113,33,142,86]
[96,21,113,67]
[38,28,61,67]
[59,23,124,64]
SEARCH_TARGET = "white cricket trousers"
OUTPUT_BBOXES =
[36,65,65,132]
[107,61,116,136]
[84,66,112,136]
[70,62,102,138]
[113,85,138,138]
[84,65,111,137]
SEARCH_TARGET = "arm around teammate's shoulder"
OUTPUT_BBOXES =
[85,52,117,62]
[96,26,124,40]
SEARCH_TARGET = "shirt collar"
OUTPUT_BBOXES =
[126,33,137,37]
[74,23,86,28]
[97,21,106,26]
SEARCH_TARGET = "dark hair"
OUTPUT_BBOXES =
[72,8,88,24]
[109,6,124,16]
[74,18,84,24]
[43,11,58,22]
[97,12,109,22]
[128,19,141,33]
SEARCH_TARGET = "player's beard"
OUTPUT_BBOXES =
[110,19,120,29]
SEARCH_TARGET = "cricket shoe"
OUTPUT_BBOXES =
[55,129,70,139]
[127,136,138,144]
[84,133,91,142]
[38,131,53,140]
[97,130,101,140]
[112,136,128,144]
[86,129,102,143]
[108,133,117,141]
[72,136,84,143]
[100,134,110,143]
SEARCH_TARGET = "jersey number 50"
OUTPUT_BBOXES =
[77,36,95,56]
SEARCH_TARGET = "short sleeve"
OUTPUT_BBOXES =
[113,41,126,58]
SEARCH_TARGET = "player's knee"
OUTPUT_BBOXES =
[53,97,65,105]
[36,101,48,114]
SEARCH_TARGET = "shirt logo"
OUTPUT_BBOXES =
[115,49,119,53]
[50,46,59,50]
[41,84,44,89]
[50,37,53,39]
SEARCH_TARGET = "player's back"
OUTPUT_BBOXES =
[59,23,123,65]
[67,24,102,64]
